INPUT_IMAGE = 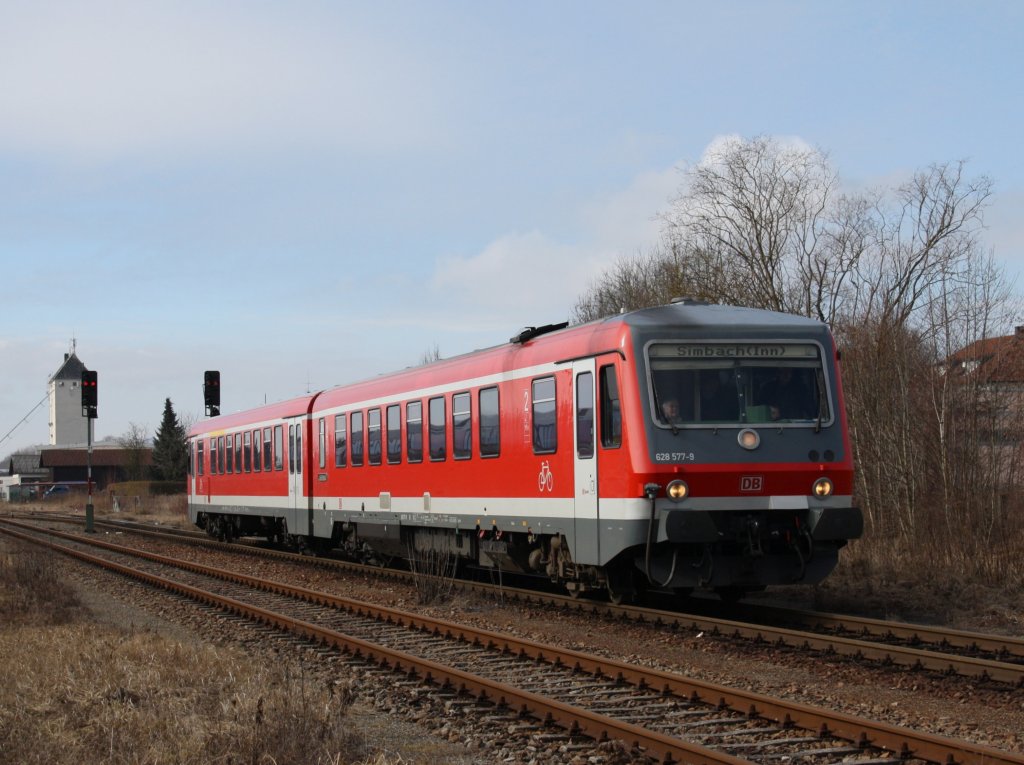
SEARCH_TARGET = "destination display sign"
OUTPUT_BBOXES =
[649,343,819,359]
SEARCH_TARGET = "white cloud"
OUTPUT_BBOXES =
[430,231,605,324]
[426,156,694,329]
[579,164,680,254]
[0,3,442,162]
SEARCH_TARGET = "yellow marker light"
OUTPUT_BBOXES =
[813,477,834,498]
[666,479,689,502]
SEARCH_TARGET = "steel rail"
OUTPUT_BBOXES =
[0,522,756,765]
[4,519,1022,765]
[722,601,1024,659]
[19,512,1024,683]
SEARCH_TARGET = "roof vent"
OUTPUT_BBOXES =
[510,322,569,344]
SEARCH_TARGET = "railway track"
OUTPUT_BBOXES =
[2,517,1022,765]
[18,510,1024,687]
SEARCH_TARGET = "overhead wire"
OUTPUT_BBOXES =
[0,394,48,449]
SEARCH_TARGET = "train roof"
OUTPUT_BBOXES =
[618,300,827,333]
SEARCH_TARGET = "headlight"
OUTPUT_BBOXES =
[813,477,833,498]
[738,429,760,450]
[666,479,689,502]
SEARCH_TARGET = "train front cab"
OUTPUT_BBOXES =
[632,321,863,599]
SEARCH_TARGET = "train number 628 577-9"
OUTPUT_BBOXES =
[655,452,696,462]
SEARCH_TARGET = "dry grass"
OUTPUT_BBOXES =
[0,546,402,765]
[803,535,1024,634]
[104,492,192,529]
[0,546,86,625]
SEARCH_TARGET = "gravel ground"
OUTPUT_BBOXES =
[7,512,1024,760]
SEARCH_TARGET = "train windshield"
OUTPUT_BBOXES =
[648,342,831,427]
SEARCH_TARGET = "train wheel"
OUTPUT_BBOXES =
[605,566,637,606]
[606,584,629,605]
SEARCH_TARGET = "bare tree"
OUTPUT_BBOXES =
[835,162,997,552]
[572,245,696,323]
[419,344,442,365]
[661,136,850,323]
[849,161,993,330]
[117,423,149,481]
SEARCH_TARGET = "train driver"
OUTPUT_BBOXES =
[660,398,684,425]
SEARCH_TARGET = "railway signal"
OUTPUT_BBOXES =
[81,370,98,418]
[204,370,220,416]
[79,368,97,533]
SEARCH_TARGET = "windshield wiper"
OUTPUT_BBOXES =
[814,369,826,433]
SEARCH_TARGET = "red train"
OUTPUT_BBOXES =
[187,299,862,601]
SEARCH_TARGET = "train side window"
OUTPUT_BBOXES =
[479,386,499,457]
[387,404,401,464]
[210,437,218,474]
[532,377,557,454]
[288,425,295,475]
[226,434,234,474]
[576,371,594,459]
[244,431,252,473]
[407,401,423,463]
[235,433,243,473]
[452,392,471,460]
[274,425,284,470]
[334,414,347,467]
[196,440,204,476]
[368,408,382,465]
[263,427,273,471]
[429,396,446,461]
[217,436,225,474]
[318,418,326,469]
[351,411,364,466]
[599,365,622,449]
[295,425,302,473]
[252,429,262,472]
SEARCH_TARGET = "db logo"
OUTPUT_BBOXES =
[740,476,764,492]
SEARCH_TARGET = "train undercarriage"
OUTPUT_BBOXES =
[193,507,854,603]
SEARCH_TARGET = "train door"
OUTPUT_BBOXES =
[186,438,196,521]
[286,417,308,535]
[572,359,599,564]
[189,438,198,505]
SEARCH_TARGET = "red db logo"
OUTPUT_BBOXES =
[740,476,763,492]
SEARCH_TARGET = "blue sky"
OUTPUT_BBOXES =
[2,0,1022,452]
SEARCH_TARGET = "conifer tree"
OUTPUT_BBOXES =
[152,398,187,481]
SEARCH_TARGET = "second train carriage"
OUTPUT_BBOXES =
[187,300,863,600]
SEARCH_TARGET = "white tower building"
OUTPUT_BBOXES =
[48,348,93,447]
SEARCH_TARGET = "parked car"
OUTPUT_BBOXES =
[43,485,70,498]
